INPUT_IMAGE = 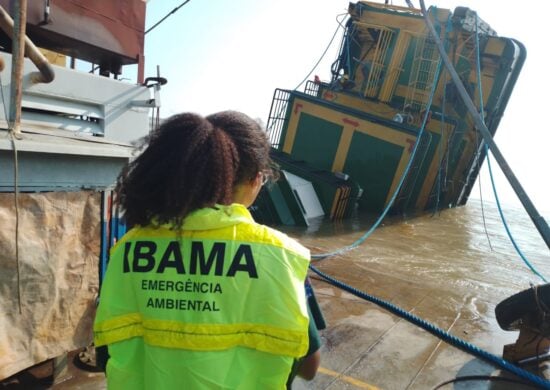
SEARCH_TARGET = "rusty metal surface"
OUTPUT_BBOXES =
[0,0,145,73]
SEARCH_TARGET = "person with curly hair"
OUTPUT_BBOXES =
[94,111,320,389]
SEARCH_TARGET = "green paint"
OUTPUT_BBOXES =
[291,113,343,172]
[251,179,308,227]
[250,186,294,226]
[276,177,309,226]
[343,131,404,212]
[266,184,297,226]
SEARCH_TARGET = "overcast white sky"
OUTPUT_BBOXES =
[128,0,550,216]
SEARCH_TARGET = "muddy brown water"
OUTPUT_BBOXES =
[297,201,550,314]
[290,201,550,389]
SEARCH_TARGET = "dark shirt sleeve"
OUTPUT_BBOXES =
[286,304,321,388]
[306,304,321,356]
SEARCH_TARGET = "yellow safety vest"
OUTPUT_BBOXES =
[94,204,310,389]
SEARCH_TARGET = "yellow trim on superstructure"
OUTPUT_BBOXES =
[354,3,449,33]
[320,89,397,121]
[330,188,342,219]
[336,187,351,219]
[331,125,355,172]
[357,0,422,14]
[283,98,414,154]
[379,31,411,102]
[484,38,505,57]
[282,103,303,154]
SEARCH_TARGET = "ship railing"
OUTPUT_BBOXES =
[403,31,441,116]
[266,88,291,148]
[346,22,396,100]
[304,80,320,97]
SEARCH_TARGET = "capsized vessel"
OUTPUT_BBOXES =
[256,1,525,226]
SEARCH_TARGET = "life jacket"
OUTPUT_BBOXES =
[94,204,310,389]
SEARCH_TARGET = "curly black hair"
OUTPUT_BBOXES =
[115,111,274,227]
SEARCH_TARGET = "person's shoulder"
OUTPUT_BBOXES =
[243,221,310,260]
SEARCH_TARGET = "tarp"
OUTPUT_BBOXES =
[0,191,100,380]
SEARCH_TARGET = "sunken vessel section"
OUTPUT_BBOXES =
[258,1,525,226]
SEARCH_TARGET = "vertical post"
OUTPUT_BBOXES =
[137,53,145,84]
[99,191,111,284]
[9,0,27,135]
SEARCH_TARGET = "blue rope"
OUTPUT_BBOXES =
[309,264,550,389]
[312,8,444,260]
[485,149,547,282]
[473,14,547,283]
